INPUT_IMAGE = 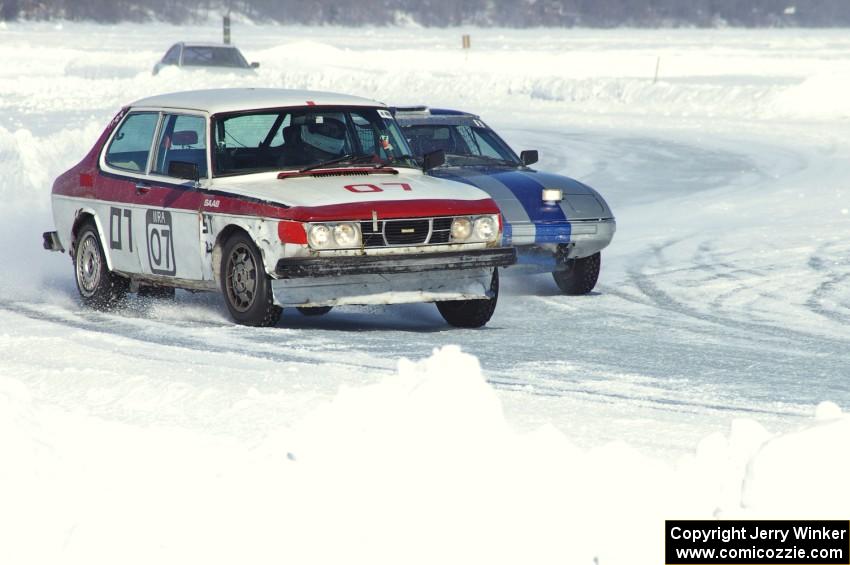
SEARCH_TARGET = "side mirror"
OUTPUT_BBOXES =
[250,62,260,69]
[520,150,538,166]
[168,160,200,182]
[422,149,446,171]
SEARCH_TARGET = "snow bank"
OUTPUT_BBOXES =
[1,346,847,565]
[771,73,850,119]
[4,23,850,129]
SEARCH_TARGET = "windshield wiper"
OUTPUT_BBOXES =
[299,153,379,173]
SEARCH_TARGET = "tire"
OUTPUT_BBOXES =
[297,306,333,316]
[137,285,176,299]
[437,269,499,328]
[220,231,282,327]
[553,252,601,295]
[73,220,128,309]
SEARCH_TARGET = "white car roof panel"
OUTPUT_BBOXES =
[131,88,384,114]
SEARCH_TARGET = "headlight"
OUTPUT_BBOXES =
[308,224,332,248]
[542,188,563,203]
[451,217,472,240]
[473,216,498,242]
[333,222,361,247]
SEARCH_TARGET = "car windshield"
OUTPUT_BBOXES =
[400,122,521,167]
[182,46,249,68]
[213,107,418,176]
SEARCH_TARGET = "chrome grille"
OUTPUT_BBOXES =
[358,216,457,248]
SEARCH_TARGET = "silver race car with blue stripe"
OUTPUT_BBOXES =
[394,107,615,294]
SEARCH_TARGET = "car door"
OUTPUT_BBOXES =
[133,111,207,281]
[97,111,161,275]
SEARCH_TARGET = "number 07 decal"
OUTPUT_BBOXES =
[344,182,413,193]
[146,209,177,276]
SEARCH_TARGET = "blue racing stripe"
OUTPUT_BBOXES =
[489,171,568,223]
[489,171,571,245]
[534,223,572,244]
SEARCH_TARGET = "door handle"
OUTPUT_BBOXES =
[135,182,151,195]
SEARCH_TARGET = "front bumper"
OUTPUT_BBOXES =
[504,219,616,275]
[271,247,516,307]
[275,247,516,279]
[567,218,616,258]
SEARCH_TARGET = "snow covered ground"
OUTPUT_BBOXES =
[1,21,849,564]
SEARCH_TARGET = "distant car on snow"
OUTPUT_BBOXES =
[152,42,259,75]
[394,106,615,295]
[42,89,515,328]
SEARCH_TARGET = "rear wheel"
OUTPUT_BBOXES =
[553,252,601,295]
[220,232,282,327]
[74,220,128,309]
[297,306,333,316]
[437,269,499,328]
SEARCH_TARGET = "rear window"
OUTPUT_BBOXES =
[105,112,159,173]
[182,46,248,68]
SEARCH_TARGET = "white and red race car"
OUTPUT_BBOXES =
[43,88,515,327]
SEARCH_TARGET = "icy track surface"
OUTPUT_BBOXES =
[1,23,850,564]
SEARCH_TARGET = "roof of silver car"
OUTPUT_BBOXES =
[131,88,385,114]
[178,42,242,49]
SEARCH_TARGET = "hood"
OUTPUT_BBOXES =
[206,168,498,220]
[431,167,614,223]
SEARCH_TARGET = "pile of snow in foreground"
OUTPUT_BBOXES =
[1,346,847,565]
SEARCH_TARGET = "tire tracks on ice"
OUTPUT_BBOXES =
[0,299,396,373]
[619,237,850,351]
[805,242,850,325]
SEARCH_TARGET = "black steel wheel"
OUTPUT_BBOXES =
[436,269,499,328]
[220,232,281,327]
[553,252,601,295]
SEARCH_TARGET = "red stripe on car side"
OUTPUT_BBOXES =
[54,171,499,222]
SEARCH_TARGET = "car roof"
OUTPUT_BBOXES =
[393,106,478,118]
[392,106,482,126]
[180,42,241,49]
[131,88,385,114]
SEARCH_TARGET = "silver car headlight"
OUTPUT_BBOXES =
[451,217,473,241]
[333,222,361,247]
[308,224,333,248]
[473,216,498,242]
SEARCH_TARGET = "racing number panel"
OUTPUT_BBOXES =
[145,209,177,276]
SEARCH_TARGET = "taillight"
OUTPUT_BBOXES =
[278,221,307,244]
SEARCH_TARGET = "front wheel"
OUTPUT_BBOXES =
[74,220,128,309]
[553,252,601,295]
[437,269,499,328]
[220,232,282,327]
